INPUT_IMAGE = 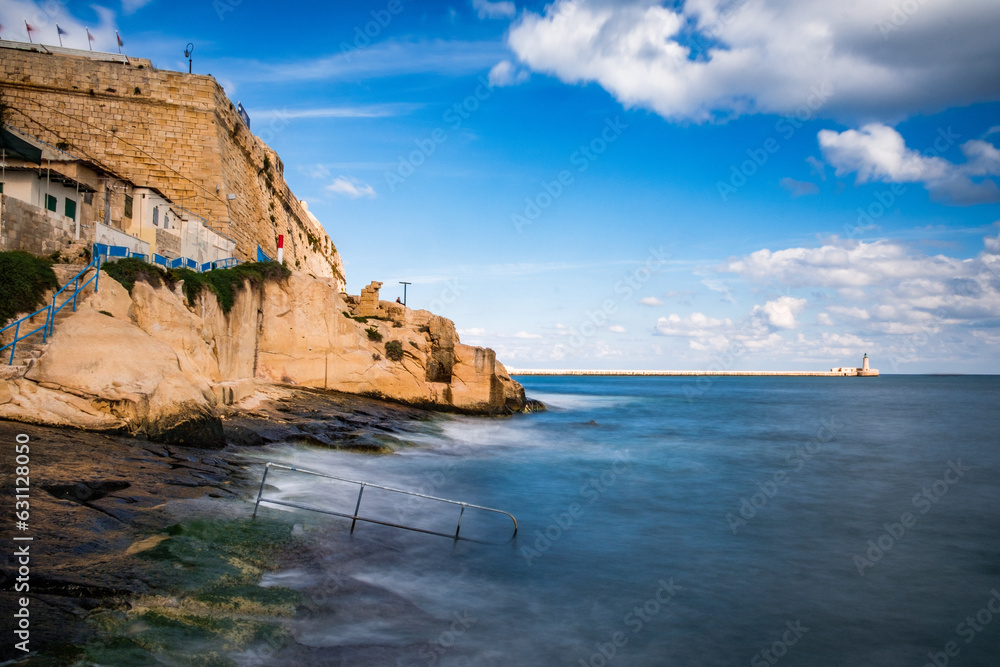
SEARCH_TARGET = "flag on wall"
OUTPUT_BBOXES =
[116,30,123,53]
[25,21,35,43]
[56,24,66,46]
[86,28,94,50]
[237,102,251,129]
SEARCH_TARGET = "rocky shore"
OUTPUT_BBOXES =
[1,266,527,447]
[0,386,442,665]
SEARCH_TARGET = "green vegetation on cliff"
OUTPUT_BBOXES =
[0,250,60,325]
[102,258,291,314]
[385,340,404,361]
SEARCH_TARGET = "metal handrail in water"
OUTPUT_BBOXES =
[252,462,518,544]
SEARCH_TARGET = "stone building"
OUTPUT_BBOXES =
[0,39,344,288]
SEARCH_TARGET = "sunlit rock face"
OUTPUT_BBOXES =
[0,270,525,446]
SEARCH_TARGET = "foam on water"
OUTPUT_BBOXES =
[244,376,1000,666]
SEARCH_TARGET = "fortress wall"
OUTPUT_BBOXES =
[0,46,343,282]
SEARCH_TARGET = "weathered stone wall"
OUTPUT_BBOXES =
[0,194,79,255]
[0,47,343,282]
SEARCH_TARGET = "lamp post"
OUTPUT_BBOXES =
[399,282,411,307]
[184,43,194,74]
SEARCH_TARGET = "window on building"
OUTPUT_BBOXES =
[64,198,77,221]
[45,194,57,212]
[84,192,93,205]
[0,182,4,194]
[153,206,159,226]
[164,214,169,230]
[124,194,133,218]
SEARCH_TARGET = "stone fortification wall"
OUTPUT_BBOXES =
[0,46,343,282]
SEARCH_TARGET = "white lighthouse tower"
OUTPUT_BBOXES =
[858,353,878,376]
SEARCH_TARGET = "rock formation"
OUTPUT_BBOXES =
[0,269,526,446]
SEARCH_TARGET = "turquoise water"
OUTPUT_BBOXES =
[250,376,1000,666]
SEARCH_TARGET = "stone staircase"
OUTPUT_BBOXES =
[0,263,97,380]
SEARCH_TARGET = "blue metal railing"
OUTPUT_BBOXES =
[0,253,101,365]
[257,246,274,263]
[0,305,52,365]
[96,243,242,274]
[2,245,247,366]
[47,257,102,337]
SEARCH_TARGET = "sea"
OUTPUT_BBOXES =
[244,375,1000,666]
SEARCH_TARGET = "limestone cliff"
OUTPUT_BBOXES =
[0,270,526,446]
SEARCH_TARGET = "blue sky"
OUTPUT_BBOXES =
[5,0,1000,372]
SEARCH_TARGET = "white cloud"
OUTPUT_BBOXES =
[752,296,807,329]
[639,296,665,306]
[488,60,530,87]
[512,331,542,339]
[326,176,376,199]
[722,238,969,289]
[1,1,118,52]
[241,39,508,83]
[609,325,626,333]
[252,104,419,120]
[722,232,1000,329]
[816,312,833,326]
[305,164,331,180]
[827,306,870,321]
[507,0,1000,122]
[458,327,487,336]
[122,0,154,14]
[818,124,1000,205]
[472,0,516,20]
[779,177,820,197]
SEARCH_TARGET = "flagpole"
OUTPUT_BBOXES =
[87,28,93,50]
[24,20,32,44]
[56,24,63,47]
[116,30,122,54]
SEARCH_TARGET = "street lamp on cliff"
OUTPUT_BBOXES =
[184,43,194,74]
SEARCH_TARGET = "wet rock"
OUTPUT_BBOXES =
[224,422,265,447]
[42,480,131,503]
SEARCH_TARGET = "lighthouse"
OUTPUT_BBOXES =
[857,353,878,376]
